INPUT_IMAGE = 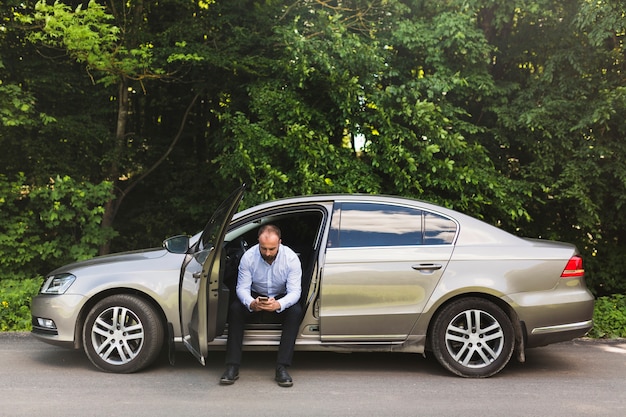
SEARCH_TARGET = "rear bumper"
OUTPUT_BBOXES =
[508,286,595,348]
[526,319,594,347]
[531,320,594,335]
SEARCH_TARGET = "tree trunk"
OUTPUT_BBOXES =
[99,78,129,255]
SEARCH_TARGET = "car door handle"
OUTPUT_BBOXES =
[412,263,443,271]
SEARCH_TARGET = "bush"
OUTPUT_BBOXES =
[0,278,41,331]
[587,294,626,339]
[0,174,116,282]
[585,245,626,296]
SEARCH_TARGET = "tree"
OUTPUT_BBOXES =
[2,0,625,295]
[477,0,626,293]
[212,0,530,224]
[18,0,203,253]
[0,174,113,280]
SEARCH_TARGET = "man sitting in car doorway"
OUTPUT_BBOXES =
[220,224,302,387]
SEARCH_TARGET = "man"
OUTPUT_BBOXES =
[220,224,302,387]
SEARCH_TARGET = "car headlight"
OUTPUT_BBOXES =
[40,273,76,294]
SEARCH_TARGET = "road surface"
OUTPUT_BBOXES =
[1,333,624,417]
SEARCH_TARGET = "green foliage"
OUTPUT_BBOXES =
[20,0,162,86]
[0,278,41,331]
[585,244,626,296]
[0,76,35,128]
[212,1,530,223]
[481,0,626,294]
[0,57,54,128]
[588,295,626,339]
[1,0,626,297]
[0,174,116,280]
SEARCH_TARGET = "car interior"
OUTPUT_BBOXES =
[222,208,327,326]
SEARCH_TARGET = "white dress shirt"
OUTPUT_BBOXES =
[236,243,302,313]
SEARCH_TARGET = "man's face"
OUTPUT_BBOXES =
[258,232,280,263]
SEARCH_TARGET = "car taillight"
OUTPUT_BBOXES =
[561,255,584,278]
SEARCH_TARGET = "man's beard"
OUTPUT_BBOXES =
[261,252,278,264]
[261,253,277,263]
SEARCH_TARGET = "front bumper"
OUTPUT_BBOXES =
[30,293,86,349]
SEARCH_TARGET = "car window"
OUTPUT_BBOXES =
[424,212,457,244]
[329,202,423,247]
[329,202,457,247]
[198,185,246,252]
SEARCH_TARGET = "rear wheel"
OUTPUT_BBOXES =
[82,294,164,373]
[431,297,514,378]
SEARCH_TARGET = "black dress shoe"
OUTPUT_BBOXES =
[220,365,239,385]
[275,365,293,387]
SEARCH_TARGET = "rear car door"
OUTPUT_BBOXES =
[320,201,457,342]
[178,185,245,365]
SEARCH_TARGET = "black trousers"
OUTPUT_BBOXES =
[225,299,303,367]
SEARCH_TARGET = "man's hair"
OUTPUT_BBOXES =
[258,224,281,239]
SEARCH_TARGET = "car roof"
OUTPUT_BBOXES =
[236,193,447,214]
[233,194,523,246]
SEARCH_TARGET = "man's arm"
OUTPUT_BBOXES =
[276,250,302,313]
[236,252,255,310]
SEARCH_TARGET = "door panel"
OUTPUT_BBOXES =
[320,201,456,342]
[179,185,245,365]
[320,245,453,341]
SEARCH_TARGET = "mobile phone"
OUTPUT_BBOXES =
[258,296,269,302]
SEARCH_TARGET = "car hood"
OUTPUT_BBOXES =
[47,248,169,276]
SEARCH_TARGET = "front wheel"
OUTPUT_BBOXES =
[431,297,514,378]
[83,294,164,373]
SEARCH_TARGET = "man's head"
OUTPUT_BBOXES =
[257,224,281,264]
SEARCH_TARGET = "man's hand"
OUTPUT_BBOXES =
[251,296,280,312]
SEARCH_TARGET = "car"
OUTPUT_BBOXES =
[31,185,594,377]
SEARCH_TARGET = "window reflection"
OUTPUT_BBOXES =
[329,202,457,248]
[335,203,422,247]
[424,212,456,244]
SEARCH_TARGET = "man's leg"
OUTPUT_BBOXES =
[221,300,256,385]
[225,300,253,366]
[274,303,302,387]
[276,303,303,366]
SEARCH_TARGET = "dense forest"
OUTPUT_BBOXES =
[1,0,624,296]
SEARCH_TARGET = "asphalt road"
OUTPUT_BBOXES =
[1,332,625,417]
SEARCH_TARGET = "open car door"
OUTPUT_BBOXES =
[179,185,245,365]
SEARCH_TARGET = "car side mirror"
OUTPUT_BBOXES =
[163,235,190,254]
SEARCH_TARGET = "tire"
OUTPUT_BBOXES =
[431,297,514,378]
[82,294,164,373]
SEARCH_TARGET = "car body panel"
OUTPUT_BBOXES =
[178,248,210,364]
[320,245,453,341]
[31,249,184,348]
[178,184,245,365]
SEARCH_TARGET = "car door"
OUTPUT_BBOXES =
[178,185,245,365]
[320,201,457,342]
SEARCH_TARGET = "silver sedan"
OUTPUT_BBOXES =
[31,187,594,377]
